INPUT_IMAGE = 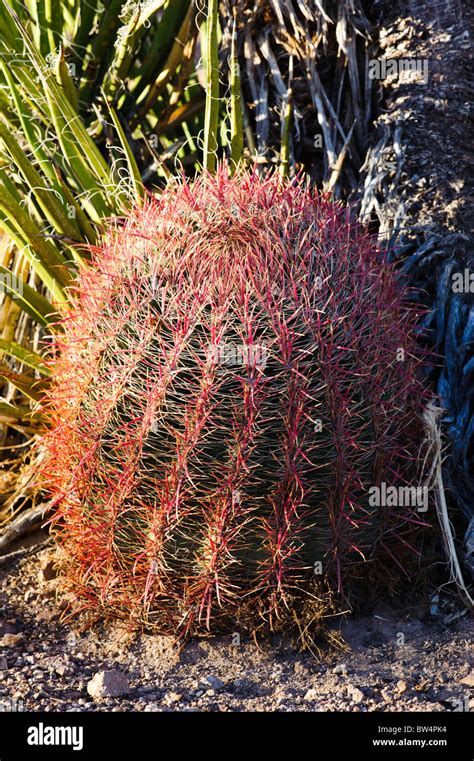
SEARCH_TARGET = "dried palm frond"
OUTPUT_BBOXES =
[220,0,374,196]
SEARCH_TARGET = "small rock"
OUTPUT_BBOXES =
[40,559,57,581]
[49,657,74,677]
[40,588,56,601]
[304,688,319,702]
[0,633,24,647]
[139,685,156,694]
[36,609,59,624]
[460,672,474,688]
[200,675,225,692]
[179,641,207,665]
[87,669,129,699]
[0,620,17,637]
[396,679,408,694]
[347,685,365,704]
[294,662,309,675]
[333,663,348,676]
[165,691,182,703]
[0,656,8,670]
[63,690,82,700]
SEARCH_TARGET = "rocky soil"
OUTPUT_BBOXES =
[363,0,472,237]
[0,544,472,713]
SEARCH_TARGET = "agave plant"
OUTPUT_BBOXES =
[0,0,208,428]
[42,169,429,639]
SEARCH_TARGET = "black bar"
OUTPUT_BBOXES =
[0,710,471,760]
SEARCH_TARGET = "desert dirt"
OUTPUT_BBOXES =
[0,542,472,713]
[369,0,472,236]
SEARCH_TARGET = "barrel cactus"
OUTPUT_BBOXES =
[43,170,428,641]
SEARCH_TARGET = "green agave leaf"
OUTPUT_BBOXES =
[107,103,144,204]
[0,60,60,188]
[79,0,127,103]
[0,399,42,424]
[0,118,83,243]
[103,3,141,99]
[40,89,114,222]
[229,14,243,170]
[131,0,188,99]
[0,263,60,327]
[0,338,51,376]
[52,166,97,248]
[74,0,101,57]
[1,60,98,249]
[60,0,77,39]
[4,7,118,214]
[0,182,72,300]
[55,44,79,112]
[0,1,23,51]
[138,2,194,118]
[203,0,220,172]
[44,0,63,56]
[25,0,48,56]
[136,0,167,30]
[0,360,49,401]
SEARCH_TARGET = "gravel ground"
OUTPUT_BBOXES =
[0,545,472,713]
